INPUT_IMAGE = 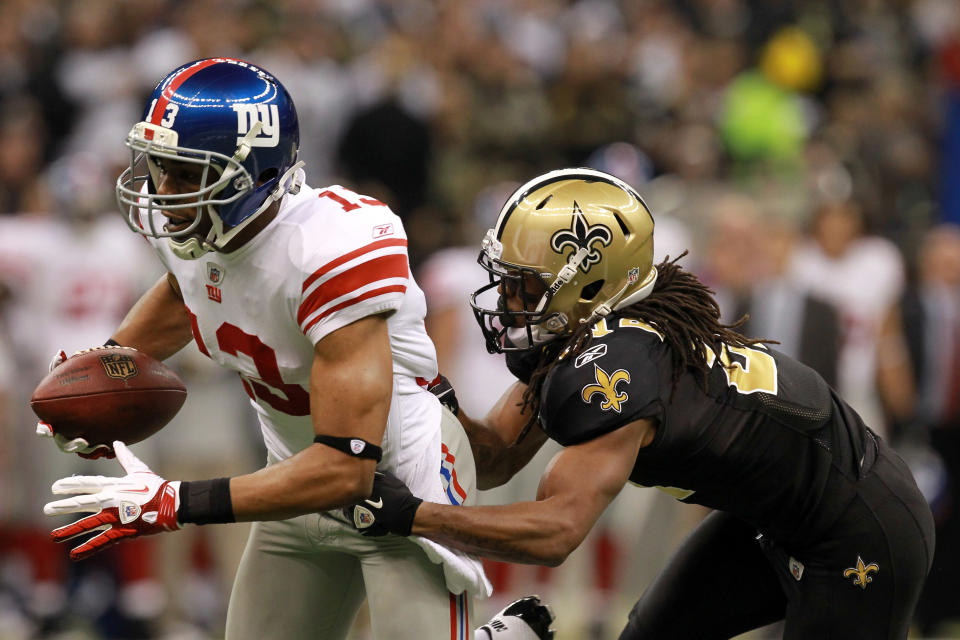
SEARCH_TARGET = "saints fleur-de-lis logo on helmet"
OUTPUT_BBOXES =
[550,203,613,274]
[581,364,631,412]
[843,556,879,590]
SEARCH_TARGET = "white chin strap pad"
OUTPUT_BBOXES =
[169,236,211,260]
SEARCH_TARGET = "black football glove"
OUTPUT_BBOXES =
[427,374,459,416]
[344,471,423,537]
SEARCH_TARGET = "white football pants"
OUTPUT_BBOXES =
[225,407,477,640]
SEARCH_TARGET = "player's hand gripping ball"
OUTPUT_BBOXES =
[31,346,186,450]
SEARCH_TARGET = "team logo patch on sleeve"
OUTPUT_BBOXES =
[581,364,631,412]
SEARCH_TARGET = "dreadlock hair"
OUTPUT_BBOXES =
[519,253,773,426]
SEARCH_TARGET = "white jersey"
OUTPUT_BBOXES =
[144,182,442,476]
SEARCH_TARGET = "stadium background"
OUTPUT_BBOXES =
[1,0,960,638]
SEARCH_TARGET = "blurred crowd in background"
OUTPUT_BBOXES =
[1,0,960,638]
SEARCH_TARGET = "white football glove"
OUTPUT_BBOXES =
[44,441,180,561]
[35,348,114,459]
[477,595,555,640]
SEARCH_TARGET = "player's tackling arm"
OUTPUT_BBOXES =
[412,418,650,565]
[229,313,392,521]
[111,273,193,361]
[457,381,549,490]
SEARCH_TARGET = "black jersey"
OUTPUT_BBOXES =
[536,315,873,548]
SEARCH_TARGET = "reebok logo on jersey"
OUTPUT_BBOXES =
[575,343,608,368]
[372,223,394,238]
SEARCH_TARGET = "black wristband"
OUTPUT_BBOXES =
[177,478,235,525]
[104,339,120,347]
[314,435,383,461]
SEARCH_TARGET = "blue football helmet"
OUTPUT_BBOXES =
[116,57,302,259]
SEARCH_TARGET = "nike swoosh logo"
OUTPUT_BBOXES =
[366,497,383,509]
[123,485,151,494]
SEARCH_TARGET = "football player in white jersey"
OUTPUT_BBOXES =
[36,58,554,640]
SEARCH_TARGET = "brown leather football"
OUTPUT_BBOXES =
[30,346,187,446]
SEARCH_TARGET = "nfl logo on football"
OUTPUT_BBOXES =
[99,354,138,380]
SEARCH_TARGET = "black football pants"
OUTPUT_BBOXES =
[619,438,934,639]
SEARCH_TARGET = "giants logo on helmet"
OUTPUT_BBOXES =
[233,104,280,147]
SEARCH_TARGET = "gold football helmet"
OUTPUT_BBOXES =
[471,167,657,353]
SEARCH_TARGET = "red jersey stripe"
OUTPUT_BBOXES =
[298,252,408,324]
[148,58,230,124]
[302,238,407,293]
[302,284,407,334]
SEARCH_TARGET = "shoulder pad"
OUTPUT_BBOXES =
[540,328,666,446]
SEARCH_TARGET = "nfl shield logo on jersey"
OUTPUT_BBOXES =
[207,262,225,284]
[789,556,804,581]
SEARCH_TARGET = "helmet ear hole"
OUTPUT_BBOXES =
[581,280,604,301]
[257,168,278,185]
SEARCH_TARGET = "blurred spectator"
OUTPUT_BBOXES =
[0,0,954,636]
[0,97,49,215]
[893,224,960,636]
[704,194,841,386]
[790,199,906,435]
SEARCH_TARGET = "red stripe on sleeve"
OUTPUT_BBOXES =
[302,238,407,293]
[301,285,406,335]
[298,253,408,325]
[185,305,210,357]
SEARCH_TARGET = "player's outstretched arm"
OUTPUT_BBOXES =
[112,272,194,361]
[457,382,550,490]
[352,418,651,565]
[229,313,392,521]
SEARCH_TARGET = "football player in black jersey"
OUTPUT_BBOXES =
[347,168,935,639]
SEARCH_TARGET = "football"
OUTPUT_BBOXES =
[30,346,187,447]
